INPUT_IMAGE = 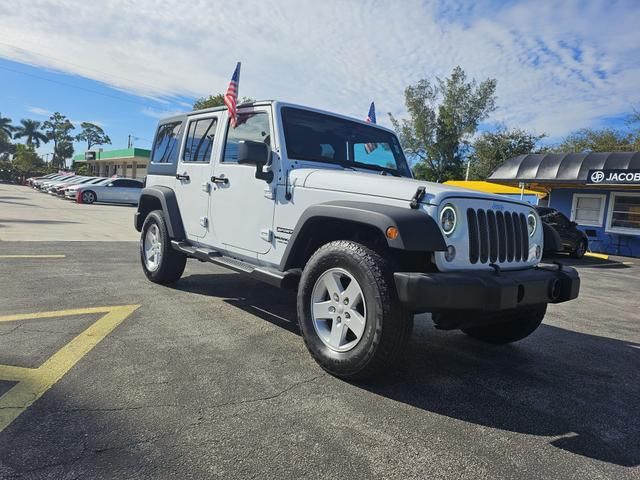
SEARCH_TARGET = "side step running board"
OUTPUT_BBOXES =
[171,241,300,289]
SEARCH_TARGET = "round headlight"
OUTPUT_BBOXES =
[527,212,537,237]
[440,205,457,236]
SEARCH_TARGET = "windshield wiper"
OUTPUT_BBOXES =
[350,162,401,177]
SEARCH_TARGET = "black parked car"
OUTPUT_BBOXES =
[536,207,588,258]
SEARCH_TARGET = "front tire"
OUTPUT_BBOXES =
[571,239,587,259]
[140,210,187,284]
[461,304,547,344]
[81,190,96,204]
[297,240,413,380]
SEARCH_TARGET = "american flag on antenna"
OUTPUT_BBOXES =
[224,62,241,128]
[364,101,377,154]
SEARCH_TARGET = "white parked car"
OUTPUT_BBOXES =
[75,178,144,205]
[135,100,580,380]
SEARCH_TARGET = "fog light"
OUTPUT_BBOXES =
[445,245,456,262]
[535,245,542,259]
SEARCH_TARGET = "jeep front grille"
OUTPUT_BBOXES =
[466,208,529,264]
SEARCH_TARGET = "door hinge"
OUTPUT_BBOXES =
[260,229,273,242]
[199,217,209,228]
[201,182,211,192]
[264,187,275,199]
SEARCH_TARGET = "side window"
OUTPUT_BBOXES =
[183,117,218,162]
[123,180,141,188]
[151,121,182,164]
[223,112,270,162]
[111,179,126,187]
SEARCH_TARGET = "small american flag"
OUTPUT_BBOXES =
[364,101,377,154]
[224,62,241,128]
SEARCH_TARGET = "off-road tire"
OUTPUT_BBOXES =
[297,240,413,380]
[140,210,187,284]
[461,304,547,344]
[570,239,587,259]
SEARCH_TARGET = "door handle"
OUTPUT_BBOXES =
[211,176,229,185]
[176,173,190,181]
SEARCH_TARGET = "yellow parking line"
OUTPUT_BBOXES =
[585,252,609,260]
[0,304,140,432]
[0,255,66,259]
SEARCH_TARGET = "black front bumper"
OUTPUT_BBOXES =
[394,265,580,313]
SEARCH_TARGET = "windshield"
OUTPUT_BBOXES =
[281,107,412,177]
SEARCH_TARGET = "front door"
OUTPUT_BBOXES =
[175,114,220,240]
[210,106,275,255]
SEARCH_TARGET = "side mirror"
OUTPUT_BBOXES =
[237,140,273,182]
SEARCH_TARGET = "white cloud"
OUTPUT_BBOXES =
[2,0,640,137]
[27,106,52,117]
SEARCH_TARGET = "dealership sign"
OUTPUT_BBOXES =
[587,169,640,185]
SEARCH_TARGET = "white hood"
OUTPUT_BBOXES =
[294,168,527,206]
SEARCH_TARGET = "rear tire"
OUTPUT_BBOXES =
[570,239,587,259]
[140,210,186,284]
[297,240,413,380]
[461,304,547,344]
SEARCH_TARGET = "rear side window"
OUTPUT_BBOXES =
[123,180,142,188]
[151,121,182,164]
[183,117,218,162]
[223,112,270,162]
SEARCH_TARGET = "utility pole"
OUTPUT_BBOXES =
[128,135,132,149]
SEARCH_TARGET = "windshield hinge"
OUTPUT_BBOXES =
[410,186,426,209]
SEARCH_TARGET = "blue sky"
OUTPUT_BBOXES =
[1,0,639,159]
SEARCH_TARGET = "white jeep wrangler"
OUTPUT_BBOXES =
[135,101,580,379]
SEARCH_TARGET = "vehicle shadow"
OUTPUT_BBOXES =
[172,272,640,467]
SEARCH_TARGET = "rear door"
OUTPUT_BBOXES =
[175,113,221,240]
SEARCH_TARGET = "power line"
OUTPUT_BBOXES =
[0,39,173,97]
[0,63,157,108]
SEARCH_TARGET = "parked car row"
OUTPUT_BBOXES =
[26,173,144,205]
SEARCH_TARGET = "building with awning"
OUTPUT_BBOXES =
[72,148,150,179]
[489,152,640,257]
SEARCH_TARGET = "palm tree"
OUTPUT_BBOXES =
[14,119,49,148]
[0,114,16,138]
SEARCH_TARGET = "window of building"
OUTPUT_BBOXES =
[571,194,606,226]
[183,117,218,162]
[151,121,183,164]
[223,112,270,162]
[606,193,640,234]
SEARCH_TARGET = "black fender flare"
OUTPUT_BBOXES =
[280,200,447,271]
[134,186,185,240]
[542,222,562,253]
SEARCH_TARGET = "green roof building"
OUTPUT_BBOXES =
[73,148,151,179]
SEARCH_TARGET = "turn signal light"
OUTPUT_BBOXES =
[386,226,399,240]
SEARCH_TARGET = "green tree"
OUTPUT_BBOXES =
[193,94,255,110]
[71,161,90,175]
[43,112,74,167]
[13,119,49,148]
[468,128,545,180]
[554,127,639,153]
[0,114,17,138]
[389,66,497,182]
[12,144,45,174]
[54,141,74,168]
[0,133,16,161]
[75,122,111,150]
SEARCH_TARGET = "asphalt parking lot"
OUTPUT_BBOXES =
[1,183,639,479]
